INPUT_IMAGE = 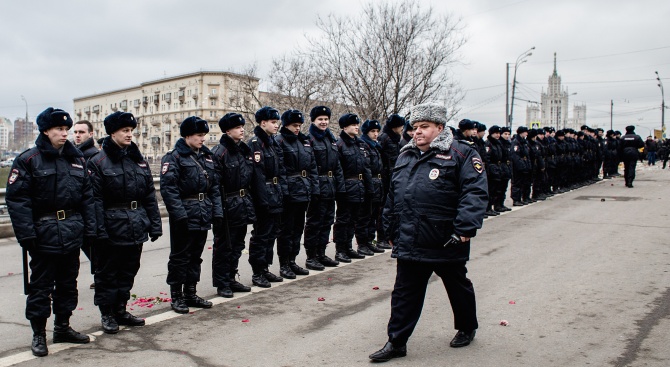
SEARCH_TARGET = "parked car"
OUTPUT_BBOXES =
[0,158,14,167]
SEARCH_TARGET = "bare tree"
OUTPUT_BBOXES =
[302,0,466,121]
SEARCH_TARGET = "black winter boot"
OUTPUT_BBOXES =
[376,241,392,250]
[30,318,48,357]
[99,305,119,334]
[263,269,284,283]
[279,257,296,279]
[316,247,339,267]
[53,314,90,343]
[170,284,189,314]
[252,272,271,288]
[184,284,213,309]
[229,270,251,292]
[335,243,352,263]
[305,249,325,271]
[368,243,385,253]
[114,304,145,326]
[357,244,374,256]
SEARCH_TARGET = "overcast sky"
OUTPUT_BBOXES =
[1,0,668,135]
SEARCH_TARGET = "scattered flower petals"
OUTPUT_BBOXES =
[76,308,83,311]
[189,311,195,314]
[509,300,516,304]
[242,319,250,323]
[500,320,509,326]
[208,247,212,250]
[8,272,14,276]
[327,278,332,281]
[237,306,241,309]
[318,297,325,301]
[129,308,134,311]
[159,292,167,295]
[372,286,379,290]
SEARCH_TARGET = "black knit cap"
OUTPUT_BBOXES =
[219,113,245,132]
[281,109,304,126]
[180,116,209,137]
[404,121,414,131]
[103,111,137,135]
[255,106,281,123]
[310,106,331,121]
[338,113,360,129]
[36,107,73,133]
[361,119,382,135]
[488,125,501,134]
[517,126,529,134]
[458,119,476,130]
[385,114,405,129]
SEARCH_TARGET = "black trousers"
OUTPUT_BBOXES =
[304,198,336,250]
[166,218,208,286]
[333,201,363,249]
[94,242,143,306]
[387,259,478,347]
[277,201,309,259]
[212,224,247,287]
[81,241,95,274]
[510,172,531,201]
[26,250,80,320]
[497,178,510,207]
[249,210,280,272]
[624,159,638,185]
[355,200,382,245]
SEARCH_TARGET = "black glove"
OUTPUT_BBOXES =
[20,239,37,252]
[212,217,224,229]
[150,233,162,242]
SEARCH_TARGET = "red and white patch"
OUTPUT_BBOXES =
[435,154,452,160]
[485,146,490,152]
[161,162,170,175]
[71,163,83,169]
[205,158,213,163]
[138,162,147,168]
[513,145,518,151]
[429,168,439,180]
[472,157,484,174]
[254,151,261,163]
[8,169,19,185]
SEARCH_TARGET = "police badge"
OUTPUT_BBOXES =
[8,169,19,185]
[254,151,261,163]
[161,162,170,175]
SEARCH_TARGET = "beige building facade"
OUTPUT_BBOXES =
[73,71,260,162]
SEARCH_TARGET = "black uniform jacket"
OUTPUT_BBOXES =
[485,136,506,180]
[360,134,385,203]
[336,131,373,203]
[87,137,162,245]
[618,133,644,160]
[307,124,345,201]
[248,126,285,213]
[77,137,99,160]
[382,128,488,263]
[511,135,532,173]
[275,127,319,203]
[378,125,401,180]
[160,138,223,230]
[212,134,265,227]
[6,134,96,253]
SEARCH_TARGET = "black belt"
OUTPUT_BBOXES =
[346,174,363,180]
[225,189,248,198]
[288,170,308,178]
[36,209,77,221]
[105,201,139,210]
[266,177,279,184]
[319,171,333,178]
[182,193,206,201]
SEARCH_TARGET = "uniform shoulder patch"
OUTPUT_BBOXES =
[254,151,261,163]
[8,169,19,185]
[472,157,484,174]
[161,162,170,175]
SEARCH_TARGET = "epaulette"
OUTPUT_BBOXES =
[458,139,474,146]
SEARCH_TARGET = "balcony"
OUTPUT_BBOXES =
[192,88,198,100]
[208,93,217,99]
[151,137,161,145]
[165,94,171,103]
[178,90,185,102]
[84,107,91,114]
[92,105,100,113]
[151,119,161,127]
[153,97,159,106]
[120,100,128,111]
[142,96,148,105]
[133,99,141,108]
[76,110,82,116]
[110,103,118,112]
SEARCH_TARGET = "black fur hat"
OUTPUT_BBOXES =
[310,106,331,121]
[37,107,73,133]
[219,113,245,132]
[338,113,360,129]
[476,122,487,132]
[501,126,511,134]
[555,130,565,137]
[458,119,476,131]
[625,125,635,133]
[517,126,529,134]
[488,125,501,134]
[179,116,209,137]
[255,106,281,123]
[385,114,405,129]
[281,109,304,126]
[361,119,382,135]
[104,111,137,135]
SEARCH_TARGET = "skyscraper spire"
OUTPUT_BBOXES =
[553,52,557,76]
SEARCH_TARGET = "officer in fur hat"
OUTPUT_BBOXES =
[618,125,644,187]
[6,107,96,356]
[369,102,487,362]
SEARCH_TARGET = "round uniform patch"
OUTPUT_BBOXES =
[429,168,439,180]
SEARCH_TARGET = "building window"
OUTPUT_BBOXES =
[211,89,217,95]
[211,100,217,107]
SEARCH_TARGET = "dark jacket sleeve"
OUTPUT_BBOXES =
[143,166,163,236]
[86,156,109,240]
[78,157,97,238]
[5,158,36,243]
[160,154,187,221]
[208,157,224,220]
[334,158,346,194]
[453,146,489,238]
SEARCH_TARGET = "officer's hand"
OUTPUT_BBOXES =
[460,236,470,242]
[212,217,224,229]
[150,234,161,242]
[20,239,37,252]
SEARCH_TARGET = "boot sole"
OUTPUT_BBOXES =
[102,328,119,334]
[53,337,91,344]
[32,350,48,357]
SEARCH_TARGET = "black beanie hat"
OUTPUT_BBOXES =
[555,130,565,137]
[103,111,137,135]
[255,106,281,123]
[501,126,511,134]
[488,125,501,134]
[625,125,635,133]
[338,113,360,129]
[517,126,529,134]
[37,107,73,133]
[219,113,245,132]
[361,119,382,135]
[281,109,304,126]
[385,114,405,129]
[476,122,487,132]
[310,106,331,121]
[458,119,476,131]
[179,116,209,137]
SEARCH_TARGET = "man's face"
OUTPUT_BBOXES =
[226,125,245,142]
[413,121,443,151]
[367,129,380,141]
[538,134,545,140]
[520,132,528,139]
[392,126,404,135]
[73,123,92,145]
[501,132,510,140]
[111,127,134,147]
[261,119,280,135]
[45,126,70,149]
[406,129,415,138]
[477,131,485,139]
[313,116,329,131]
[490,132,501,140]
[286,122,302,135]
[184,132,207,150]
[343,124,359,137]
[557,135,564,141]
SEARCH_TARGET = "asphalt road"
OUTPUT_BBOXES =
[0,166,668,366]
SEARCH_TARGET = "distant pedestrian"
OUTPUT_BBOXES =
[645,136,658,165]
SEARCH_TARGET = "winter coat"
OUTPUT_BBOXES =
[248,126,285,213]
[336,131,373,203]
[307,124,345,201]
[275,126,319,203]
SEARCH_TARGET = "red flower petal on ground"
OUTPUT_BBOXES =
[327,278,332,281]
[509,300,516,304]
[208,247,212,250]
[159,292,167,295]
[76,308,83,310]
[8,272,13,276]
[372,286,379,290]
[242,319,250,323]
[500,320,509,326]
[189,311,195,314]
[318,297,325,301]
[237,306,241,308]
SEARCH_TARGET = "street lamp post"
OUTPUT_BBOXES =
[655,71,665,138]
[20,95,29,151]
[507,46,535,130]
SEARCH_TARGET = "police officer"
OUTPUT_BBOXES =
[211,113,263,298]
[618,125,644,188]
[369,103,487,362]
[528,129,546,201]
[541,127,558,195]
[87,111,162,333]
[485,125,506,215]
[399,121,414,148]
[603,130,619,178]
[248,107,286,287]
[511,126,532,206]
[356,119,386,254]
[333,113,373,262]
[473,122,487,160]
[455,119,477,142]
[6,107,95,357]
[554,129,569,192]
[303,106,344,269]
[161,116,223,313]
[275,109,319,277]
[72,119,99,288]
[497,126,513,211]
[376,114,405,249]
